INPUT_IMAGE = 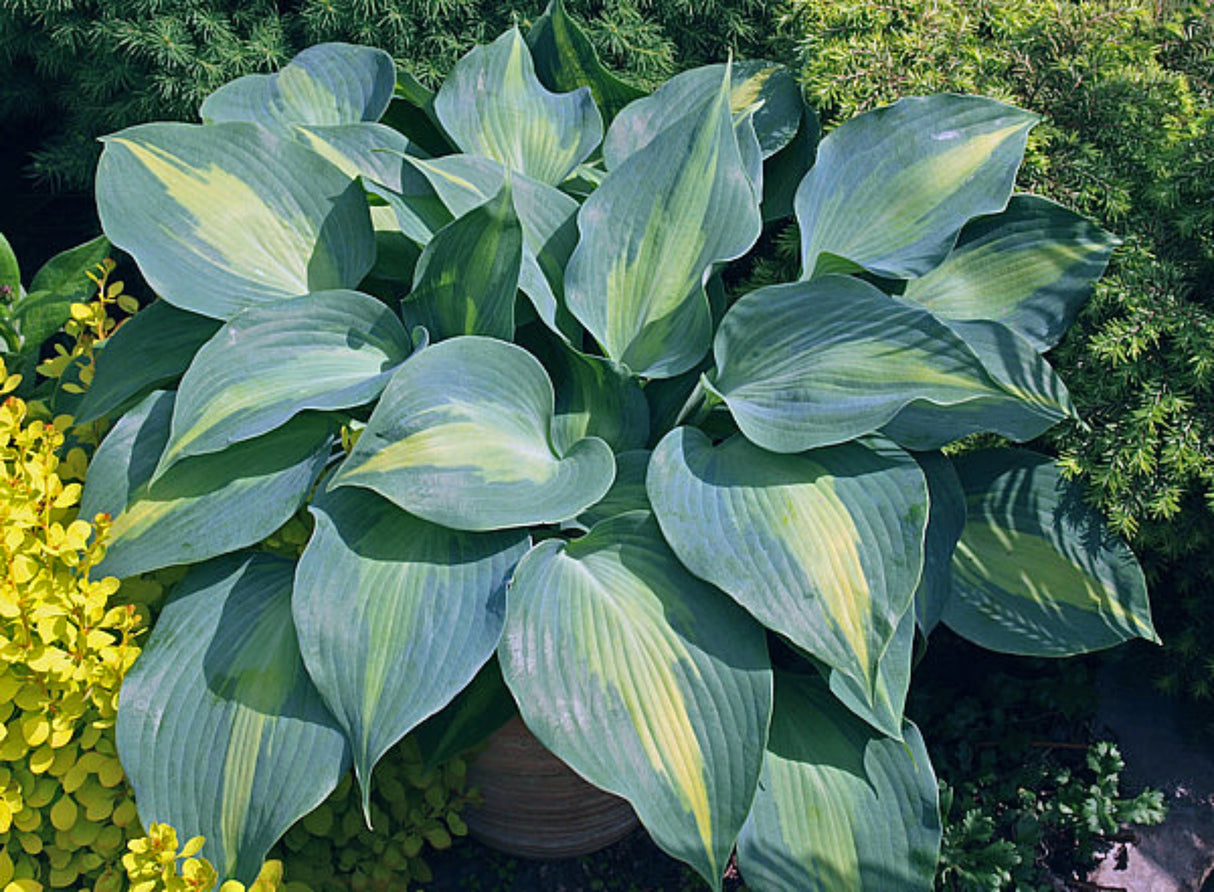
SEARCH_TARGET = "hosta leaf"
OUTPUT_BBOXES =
[293,487,530,817]
[75,300,223,425]
[825,601,915,740]
[155,290,411,473]
[402,181,523,341]
[566,70,761,378]
[943,449,1159,655]
[521,330,649,454]
[294,123,413,187]
[797,95,1036,279]
[435,28,603,186]
[81,390,333,578]
[648,427,926,700]
[96,122,374,319]
[200,43,396,132]
[413,658,517,773]
[117,553,349,885]
[332,336,614,531]
[381,74,455,157]
[879,317,1073,450]
[761,102,820,222]
[710,277,1014,453]
[902,194,1118,352]
[911,451,966,634]
[500,511,772,889]
[379,154,580,341]
[737,673,940,892]
[576,449,652,528]
[602,61,801,169]
[526,0,645,124]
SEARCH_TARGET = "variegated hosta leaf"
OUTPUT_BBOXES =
[96,122,374,320]
[575,449,652,529]
[521,330,650,454]
[200,42,396,132]
[737,673,940,892]
[75,300,222,425]
[375,154,580,341]
[761,102,820,222]
[293,487,530,816]
[709,276,1020,453]
[294,123,413,188]
[902,194,1118,352]
[117,553,349,885]
[80,390,333,578]
[826,602,915,740]
[156,290,412,475]
[648,427,926,702]
[332,336,615,531]
[500,511,772,889]
[797,95,1037,279]
[526,0,645,124]
[911,451,967,634]
[402,181,524,341]
[602,60,802,168]
[434,28,603,186]
[943,449,1159,655]
[879,317,1074,450]
[565,70,761,378]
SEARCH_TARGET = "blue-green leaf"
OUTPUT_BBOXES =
[154,290,411,474]
[797,95,1037,279]
[293,487,530,818]
[825,601,915,740]
[648,427,926,701]
[943,449,1159,655]
[501,511,772,890]
[435,28,603,186]
[332,336,615,531]
[80,391,333,578]
[526,0,646,124]
[403,181,523,341]
[96,122,374,320]
[902,194,1118,352]
[117,553,349,885]
[709,277,1015,453]
[566,69,761,378]
[200,43,396,132]
[911,451,967,635]
[737,673,939,892]
[576,449,652,528]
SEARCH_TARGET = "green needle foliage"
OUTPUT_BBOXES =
[0,0,776,190]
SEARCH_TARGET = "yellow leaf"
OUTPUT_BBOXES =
[50,793,78,831]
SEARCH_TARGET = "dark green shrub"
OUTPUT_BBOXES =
[0,0,776,189]
[777,0,1214,694]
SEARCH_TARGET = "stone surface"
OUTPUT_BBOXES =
[1089,658,1214,892]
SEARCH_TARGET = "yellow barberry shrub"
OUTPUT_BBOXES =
[0,357,146,890]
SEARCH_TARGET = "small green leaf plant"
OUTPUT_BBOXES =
[78,2,1159,889]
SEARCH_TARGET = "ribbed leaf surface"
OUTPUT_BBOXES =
[435,28,602,185]
[943,450,1158,655]
[648,428,926,701]
[902,194,1118,352]
[117,554,349,885]
[157,290,411,473]
[293,488,530,816]
[796,95,1036,278]
[911,451,967,634]
[500,512,772,890]
[97,122,374,320]
[566,71,761,378]
[332,336,615,530]
[737,674,939,892]
[81,391,332,578]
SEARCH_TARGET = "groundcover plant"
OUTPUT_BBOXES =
[77,2,1157,889]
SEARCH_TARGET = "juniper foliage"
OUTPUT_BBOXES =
[0,0,774,189]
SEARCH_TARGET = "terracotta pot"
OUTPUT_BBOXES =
[464,715,639,858]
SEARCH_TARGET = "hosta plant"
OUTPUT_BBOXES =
[80,3,1157,890]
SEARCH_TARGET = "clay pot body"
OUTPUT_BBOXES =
[464,716,639,858]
